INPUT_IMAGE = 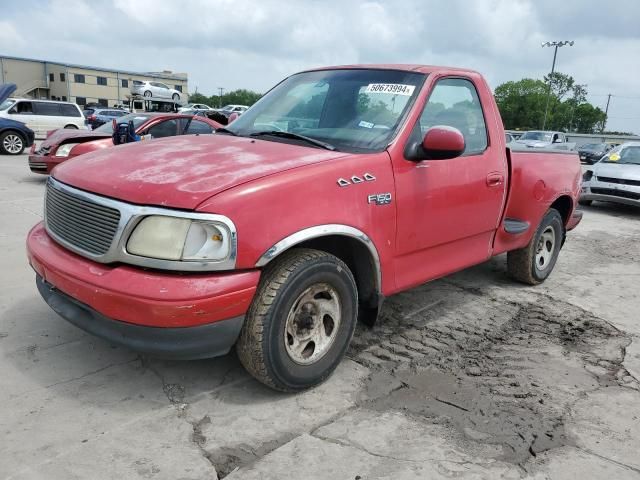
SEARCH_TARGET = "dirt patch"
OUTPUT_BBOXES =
[349,282,634,465]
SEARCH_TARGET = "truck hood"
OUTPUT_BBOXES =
[594,162,640,181]
[42,129,111,149]
[53,134,348,210]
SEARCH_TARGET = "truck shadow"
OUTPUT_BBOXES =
[580,201,640,220]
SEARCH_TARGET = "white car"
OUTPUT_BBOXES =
[131,81,182,101]
[216,104,249,115]
[178,103,212,113]
[0,97,87,138]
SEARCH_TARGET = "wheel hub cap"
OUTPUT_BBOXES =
[535,226,556,271]
[3,135,22,154]
[284,283,341,365]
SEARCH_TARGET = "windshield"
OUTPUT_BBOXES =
[226,69,425,152]
[601,146,640,165]
[0,99,16,111]
[581,143,602,150]
[520,131,552,141]
[94,113,152,133]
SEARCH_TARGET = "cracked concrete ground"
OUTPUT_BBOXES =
[1,154,639,480]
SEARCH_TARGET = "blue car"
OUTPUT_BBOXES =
[85,108,128,129]
[0,83,36,155]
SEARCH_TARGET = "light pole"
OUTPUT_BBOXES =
[217,87,225,108]
[541,40,574,130]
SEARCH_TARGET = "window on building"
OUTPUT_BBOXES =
[49,73,54,82]
[174,85,183,93]
[98,98,109,107]
[74,74,85,83]
[97,76,107,86]
[75,96,87,106]
[62,96,67,101]
[121,79,129,88]
[60,73,66,82]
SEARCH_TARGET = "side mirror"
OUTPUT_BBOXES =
[420,126,466,160]
[227,112,239,124]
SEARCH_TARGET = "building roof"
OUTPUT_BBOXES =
[0,54,187,81]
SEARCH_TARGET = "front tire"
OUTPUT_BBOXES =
[237,248,358,392]
[0,131,25,155]
[144,90,152,98]
[507,209,564,285]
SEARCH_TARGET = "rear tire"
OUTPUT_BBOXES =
[237,248,358,392]
[0,131,25,155]
[144,90,152,98]
[507,209,564,285]
[172,93,180,101]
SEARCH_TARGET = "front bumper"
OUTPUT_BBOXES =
[581,182,640,207]
[27,223,260,357]
[28,153,64,174]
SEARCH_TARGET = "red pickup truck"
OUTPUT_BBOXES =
[27,64,582,392]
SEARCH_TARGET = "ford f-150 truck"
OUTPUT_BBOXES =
[27,64,583,392]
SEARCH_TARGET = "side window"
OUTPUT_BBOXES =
[60,104,81,117]
[97,76,108,86]
[147,119,178,138]
[174,85,183,93]
[185,119,214,135]
[121,79,129,88]
[418,78,488,155]
[10,101,33,114]
[34,102,62,116]
[60,73,66,82]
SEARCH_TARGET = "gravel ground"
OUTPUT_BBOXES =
[1,153,639,479]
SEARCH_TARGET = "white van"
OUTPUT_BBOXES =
[0,98,88,138]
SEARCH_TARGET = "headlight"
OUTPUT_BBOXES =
[54,143,79,157]
[127,216,232,262]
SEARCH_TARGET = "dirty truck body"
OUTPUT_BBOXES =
[27,64,583,391]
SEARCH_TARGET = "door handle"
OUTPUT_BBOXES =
[486,173,504,187]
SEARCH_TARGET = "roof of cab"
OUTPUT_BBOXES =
[303,64,482,76]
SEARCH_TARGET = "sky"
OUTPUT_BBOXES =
[1,0,639,133]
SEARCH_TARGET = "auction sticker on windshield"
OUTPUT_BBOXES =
[365,84,416,96]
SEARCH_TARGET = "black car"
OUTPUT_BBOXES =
[578,142,616,164]
[86,108,128,129]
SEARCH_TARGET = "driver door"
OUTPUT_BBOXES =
[392,77,507,290]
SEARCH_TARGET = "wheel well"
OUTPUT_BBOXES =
[550,195,573,226]
[64,124,78,129]
[293,235,382,325]
[1,129,25,140]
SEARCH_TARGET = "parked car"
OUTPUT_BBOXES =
[577,142,615,164]
[28,113,220,174]
[215,104,249,118]
[27,64,582,392]
[0,83,36,155]
[505,132,516,143]
[580,142,640,207]
[515,130,575,151]
[86,108,128,129]
[178,103,213,113]
[131,80,182,101]
[0,93,87,138]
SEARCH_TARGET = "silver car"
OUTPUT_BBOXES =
[131,80,182,101]
[580,142,640,207]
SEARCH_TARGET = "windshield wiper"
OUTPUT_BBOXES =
[215,127,238,136]
[250,131,336,151]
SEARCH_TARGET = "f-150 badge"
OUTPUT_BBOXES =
[368,193,392,205]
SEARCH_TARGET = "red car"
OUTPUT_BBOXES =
[27,64,582,392]
[28,113,221,174]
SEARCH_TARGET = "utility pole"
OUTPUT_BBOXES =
[541,40,574,130]
[601,94,612,133]
[218,87,225,108]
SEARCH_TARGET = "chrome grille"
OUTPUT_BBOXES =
[45,180,121,255]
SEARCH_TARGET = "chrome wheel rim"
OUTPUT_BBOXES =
[536,226,556,271]
[284,283,341,365]
[144,91,152,97]
[3,134,23,154]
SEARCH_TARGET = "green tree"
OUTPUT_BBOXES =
[213,89,263,108]
[187,92,213,106]
[494,73,606,133]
